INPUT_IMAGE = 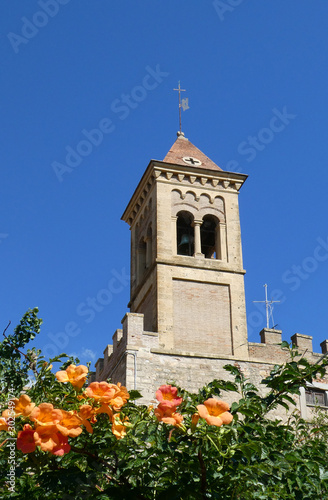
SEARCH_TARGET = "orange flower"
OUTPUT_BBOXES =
[191,413,200,431]
[79,405,94,419]
[17,424,37,453]
[78,404,96,434]
[155,385,182,408]
[2,394,35,419]
[0,418,9,432]
[112,414,129,440]
[110,392,129,411]
[56,410,82,437]
[34,425,70,454]
[110,383,129,409]
[154,404,183,427]
[84,382,129,409]
[49,433,71,456]
[95,404,113,419]
[55,364,88,390]
[30,403,62,427]
[197,398,233,427]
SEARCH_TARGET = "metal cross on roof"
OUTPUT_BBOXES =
[253,284,280,330]
[173,81,187,134]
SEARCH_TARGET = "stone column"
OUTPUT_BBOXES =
[215,224,221,260]
[193,220,204,257]
[171,216,177,254]
[219,222,227,262]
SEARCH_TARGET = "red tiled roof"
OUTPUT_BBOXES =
[163,134,223,171]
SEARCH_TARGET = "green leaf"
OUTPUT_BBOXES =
[128,390,143,400]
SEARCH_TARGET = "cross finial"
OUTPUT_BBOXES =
[253,284,280,329]
[173,81,187,134]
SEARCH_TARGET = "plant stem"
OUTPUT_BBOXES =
[198,449,207,500]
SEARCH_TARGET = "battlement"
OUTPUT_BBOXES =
[94,312,160,387]
[93,312,328,407]
[248,328,326,364]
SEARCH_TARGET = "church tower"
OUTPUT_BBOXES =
[94,133,254,402]
[122,132,248,358]
[94,132,328,413]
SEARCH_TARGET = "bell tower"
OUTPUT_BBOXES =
[122,133,249,358]
[95,131,328,414]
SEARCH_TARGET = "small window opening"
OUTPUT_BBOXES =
[137,239,147,283]
[201,216,218,259]
[146,225,153,268]
[305,389,327,407]
[177,212,194,256]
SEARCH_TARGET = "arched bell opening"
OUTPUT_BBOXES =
[177,211,194,256]
[201,215,220,259]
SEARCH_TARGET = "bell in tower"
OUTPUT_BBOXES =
[177,212,194,256]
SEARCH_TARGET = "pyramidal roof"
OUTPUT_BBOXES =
[163,133,222,171]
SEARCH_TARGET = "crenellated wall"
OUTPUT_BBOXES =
[93,313,328,416]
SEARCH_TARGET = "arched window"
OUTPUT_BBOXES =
[137,238,147,283]
[177,211,194,256]
[201,215,220,259]
[145,224,153,268]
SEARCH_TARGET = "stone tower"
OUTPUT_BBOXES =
[94,133,328,415]
[123,133,248,358]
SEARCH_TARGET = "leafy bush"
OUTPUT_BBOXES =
[1,309,328,499]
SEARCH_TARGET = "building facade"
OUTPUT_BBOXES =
[94,133,328,419]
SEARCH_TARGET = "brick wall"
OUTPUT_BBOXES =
[172,279,232,355]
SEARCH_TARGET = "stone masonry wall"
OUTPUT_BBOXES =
[94,314,328,419]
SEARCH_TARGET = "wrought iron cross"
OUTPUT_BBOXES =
[173,81,186,134]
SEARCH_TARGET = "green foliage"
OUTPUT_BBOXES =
[0,308,42,394]
[1,311,328,499]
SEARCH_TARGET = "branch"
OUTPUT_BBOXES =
[2,321,39,377]
[2,321,11,337]
[3,320,28,358]
[198,449,207,500]
[70,445,114,470]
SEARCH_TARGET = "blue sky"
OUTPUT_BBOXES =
[1,1,328,368]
